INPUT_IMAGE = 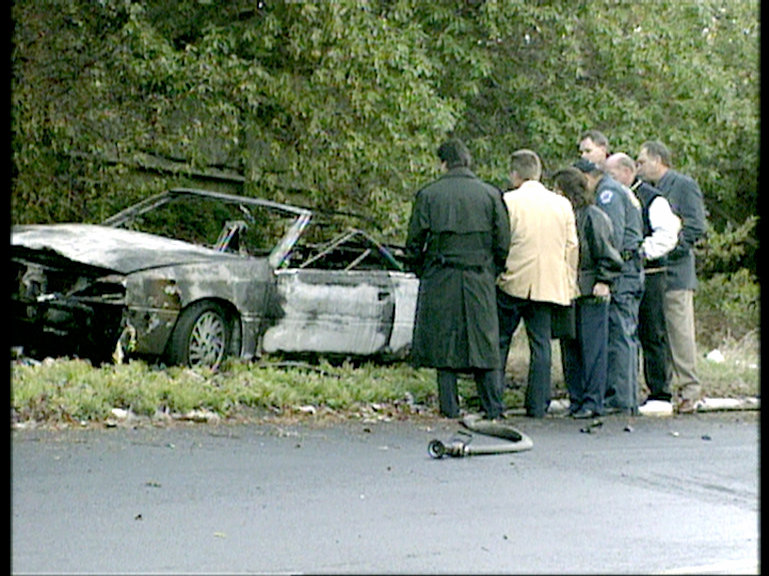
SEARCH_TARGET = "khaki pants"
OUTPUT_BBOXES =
[663,289,701,401]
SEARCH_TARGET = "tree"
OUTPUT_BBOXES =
[12,0,759,273]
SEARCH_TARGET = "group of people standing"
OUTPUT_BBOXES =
[405,132,706,420]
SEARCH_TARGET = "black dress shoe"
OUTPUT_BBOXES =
[571,407,597,419]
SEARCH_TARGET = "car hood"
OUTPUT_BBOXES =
[11,223,242,274]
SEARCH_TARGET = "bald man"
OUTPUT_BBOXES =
[605,152,681,416]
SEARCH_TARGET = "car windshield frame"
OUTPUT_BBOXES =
[102,188,313,269]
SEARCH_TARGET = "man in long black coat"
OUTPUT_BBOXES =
[405,138,511,419]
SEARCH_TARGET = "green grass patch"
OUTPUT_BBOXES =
[11,356,439,425]
[11,327,759,427]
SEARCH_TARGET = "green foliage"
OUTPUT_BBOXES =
[698,216,758,275]
[11,0,760,337]
[13,0,464,236]
[13,1,758,235]
[11,333,758,427]
[10,357,439,425]
[694,268,759,349]
[695,328,759,398]
[11,358,114,422]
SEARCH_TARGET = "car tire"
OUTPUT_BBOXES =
[166,301,231,370]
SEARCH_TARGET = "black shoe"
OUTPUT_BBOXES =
[571,407,597,420]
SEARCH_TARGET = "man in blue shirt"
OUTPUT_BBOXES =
[574,158,644,415]
[605,152,681,417]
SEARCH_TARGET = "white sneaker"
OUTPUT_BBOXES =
[638,400,674,417]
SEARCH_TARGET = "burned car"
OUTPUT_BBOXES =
[11,188,418,369]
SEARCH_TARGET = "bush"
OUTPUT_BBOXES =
[694,268,759,350]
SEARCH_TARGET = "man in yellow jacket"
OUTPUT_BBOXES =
[496,149,579,418]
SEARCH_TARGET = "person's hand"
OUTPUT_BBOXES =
[593,282,610,299]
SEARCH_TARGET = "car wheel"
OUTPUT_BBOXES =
[166,301,231,370]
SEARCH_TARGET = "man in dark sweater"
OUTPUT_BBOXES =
[636,141,707,414]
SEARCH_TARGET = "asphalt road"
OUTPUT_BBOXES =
[11,411,759,574]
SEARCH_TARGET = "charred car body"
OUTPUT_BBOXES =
[11,188,418,369]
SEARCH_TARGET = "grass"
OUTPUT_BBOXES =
[503,328,760,403]
[11,329,759,428]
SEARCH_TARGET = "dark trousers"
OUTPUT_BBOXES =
[605,264,643,413]
[496,289,552,418]
[561,297,609,414]
[638,269,673,401]
[437,369,504,419]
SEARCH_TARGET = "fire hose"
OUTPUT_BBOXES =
[427,414,533,459]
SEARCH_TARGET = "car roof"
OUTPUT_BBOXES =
[102,187,312,226]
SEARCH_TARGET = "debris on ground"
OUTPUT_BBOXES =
[579,419,603,434]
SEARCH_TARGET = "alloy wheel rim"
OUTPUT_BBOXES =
[188,310,226,368]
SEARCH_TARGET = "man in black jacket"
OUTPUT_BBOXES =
[636,141,707,414]
[405,138,511,419]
